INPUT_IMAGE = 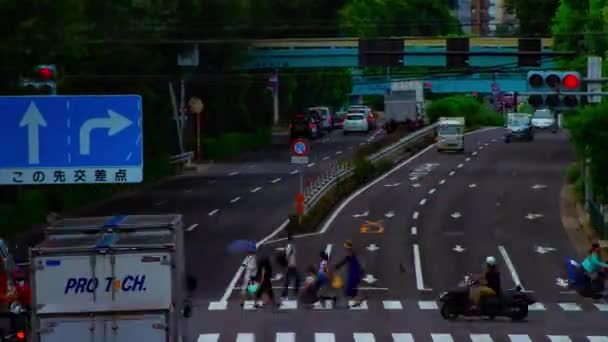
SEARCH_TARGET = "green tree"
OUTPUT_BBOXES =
[505,0,559,36]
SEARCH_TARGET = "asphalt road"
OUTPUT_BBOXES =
[190,128,608,342]
[48,127,383,301]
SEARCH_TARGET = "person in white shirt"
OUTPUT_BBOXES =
[240,248,258,306]
[281,235,300,299]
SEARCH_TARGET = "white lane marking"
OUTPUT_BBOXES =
[325,244,333,257]
[419,198,427,206]
[155,200,167,206]
[186,224,198,232]
[208,179,217,184]
[207,301,227,310]
[335,150,343,155]
[428,188,436,194]
[230,196,241,203]
[528,303,545,311]
[439,179,446,185]
[411,227,417,235]
[465,157,471,162]
[382,300,403,310]
[547,336,573,342]
[290,170,299,175]
[197,334,220,342]
[412,211,419,219]
[449,171,455,176]
[322,156,330,161]
[498,245,525,290]
[251,187,262,193]
[472,151,478,156]
[185,189,193,193]
[348,300,368,310]
[413,244,431,290]
[457,163,463,168]
[353,333,375,342]
[588,337,608,342]
[276,333,295,342]
[208,209,219,216]
[218,128,500,303]
[229,171,239,176]
[509,335,532,342]
[558,303,582,311]
[307,163,315,168]
[236,333,255,342]
[418,300,437,309]
[594,303,608,311]
[431,334,454,342]
[271,177,282,183]
[470,334,493,342]
[392,333,414,342]
[279,300,297,310]
[315,333,336,342]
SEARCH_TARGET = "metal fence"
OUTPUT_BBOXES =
[303,123,438,212]
[587,200,606,240]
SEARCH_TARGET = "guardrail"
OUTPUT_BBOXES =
[303,123,438,212]
[170,151,194,167]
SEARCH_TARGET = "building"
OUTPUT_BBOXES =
[448,0,472,34]
[470,0,490,36]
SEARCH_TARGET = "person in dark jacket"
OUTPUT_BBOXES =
[469,256,501,312]
[334,240,365,307]
[254,256,276,308]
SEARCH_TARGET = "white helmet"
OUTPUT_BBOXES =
[486,256,496,265]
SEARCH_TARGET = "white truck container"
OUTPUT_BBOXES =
[437,117,465,153]
[384,80,425,123]
[29,215,187,342]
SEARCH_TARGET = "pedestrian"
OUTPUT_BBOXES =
[281,234,300,300]
[317,251,337,307]
[300,266,320,305]
[254,256,277,308]
[240,247,258,307]
[334,240,366,307]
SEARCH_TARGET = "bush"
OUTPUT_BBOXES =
[566,163,581,184]
[202,128,271,160]
[426,95,504,127]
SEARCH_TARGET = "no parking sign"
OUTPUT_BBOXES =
[290,138,309,164]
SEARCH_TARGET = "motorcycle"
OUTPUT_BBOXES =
[566,259,606,299]
[438,274,535,321]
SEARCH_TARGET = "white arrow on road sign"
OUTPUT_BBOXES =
[531,184,547,190]
[556,277,569,288]
[19,102,47,164]
[80,110,133,155]
[384,183,401,187]
[534,246,556,254]
[451,212,461,219]
[525,213,544,220]
[366,244,380,251]
[362,274,378,284]
[453,245,466,253]
[384,211,395,218]
[352,210,369,218]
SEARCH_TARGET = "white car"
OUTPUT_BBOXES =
[343,113,369,135]
[531,109,556,130]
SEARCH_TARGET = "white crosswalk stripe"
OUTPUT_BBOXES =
[197,333,608,341]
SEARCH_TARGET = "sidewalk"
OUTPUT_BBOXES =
[560,184,608,259]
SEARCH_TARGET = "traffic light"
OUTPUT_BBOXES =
[21,64,57,94]
[526,71,581,109]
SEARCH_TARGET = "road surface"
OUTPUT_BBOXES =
[190,129,608,342]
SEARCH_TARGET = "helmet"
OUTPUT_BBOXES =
[486,256,496,265]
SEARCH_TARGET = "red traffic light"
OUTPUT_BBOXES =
[563,74,580,89]
[37,66,54,80]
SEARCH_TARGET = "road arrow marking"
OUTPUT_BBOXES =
[525,213,544,220]
[451,212,461,219]
[362,274,378,284]
[469,183,477,188]
[384,183,401,187]
[531,184,547,190]
[556,277,569,288]
[384,211,395,218]
[80,109,133,155]
[534,246,556,254]
[453,245,466,253]
[352,210,369,218]
[19,102,47,164]
[366,244,380,251]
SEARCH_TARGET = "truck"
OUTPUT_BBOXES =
[28,215,189,342]
[384,80,425,132]
[437,117,465,153]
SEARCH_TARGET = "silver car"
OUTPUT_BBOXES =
[308,106,332,131]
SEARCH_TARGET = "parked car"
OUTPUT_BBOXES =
[343,113,369,135]
[308,106,333,131]
[290,112,319,140]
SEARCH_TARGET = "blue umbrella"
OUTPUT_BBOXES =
[227,240,256,254]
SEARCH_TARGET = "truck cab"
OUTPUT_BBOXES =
[505,113,533,143]
[437,117,465,153]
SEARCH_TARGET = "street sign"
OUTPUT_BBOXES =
[290,138,310,157]
[291,156,309,164]
[0,95,143,185]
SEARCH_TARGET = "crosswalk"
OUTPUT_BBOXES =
[206,299,608,313]
[197,332,608,342]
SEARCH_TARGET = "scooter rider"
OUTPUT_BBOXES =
[581,242,608,292]
[469,256,502,313]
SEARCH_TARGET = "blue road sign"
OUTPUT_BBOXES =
[0,95,143,185]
